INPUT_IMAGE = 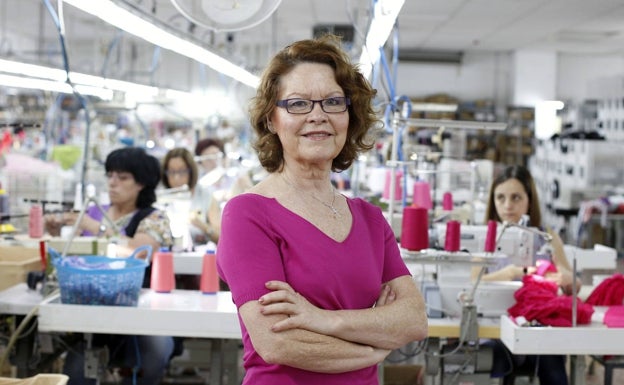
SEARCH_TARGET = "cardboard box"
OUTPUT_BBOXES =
[383,364,424,385]
[47,237,108,256]
[0,246,41,291]
[0,374,68,385]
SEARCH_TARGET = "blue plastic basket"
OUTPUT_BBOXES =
[50,245,152,306]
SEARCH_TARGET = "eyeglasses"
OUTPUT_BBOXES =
[165,169,190,177]
[275,97,350,114]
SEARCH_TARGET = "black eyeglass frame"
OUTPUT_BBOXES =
[275,97,351,114]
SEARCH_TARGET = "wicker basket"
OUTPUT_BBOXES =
[50,245,152,306]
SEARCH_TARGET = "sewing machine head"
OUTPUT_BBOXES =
[430,224,539,317]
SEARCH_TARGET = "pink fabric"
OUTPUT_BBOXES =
[604,306,624,328]
[586,273,624,306]
[508,275,594,327]
[535,259,557,276]
[217,194,411,385]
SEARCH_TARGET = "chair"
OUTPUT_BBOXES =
[591,355,624,385]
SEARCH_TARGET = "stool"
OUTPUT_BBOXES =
[591,355,624,385]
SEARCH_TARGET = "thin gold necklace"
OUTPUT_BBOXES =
[281,173,341,218]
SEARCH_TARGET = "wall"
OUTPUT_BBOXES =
[393,51,624,116]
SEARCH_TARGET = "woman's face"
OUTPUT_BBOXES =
[200,145,223,172]
[106,171,143,208]
[493,178,529,224]
[166,157,190,188]
[270,62,349,169]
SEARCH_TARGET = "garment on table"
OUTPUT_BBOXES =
[508,274,594,327]
[217,193,411,385]
[585,273,624,306]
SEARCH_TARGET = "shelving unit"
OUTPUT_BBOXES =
[497,106,535,166]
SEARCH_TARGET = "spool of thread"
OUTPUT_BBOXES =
[29,204,44,238]
[151,247,175,293]
[412,181,432,209]
[442,192,453,211]
[400,206,429,251]
[444,220,461,252]
[382,169,402,201]
[484,220,497,253]
[200,250,219,294]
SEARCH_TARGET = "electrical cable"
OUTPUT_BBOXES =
[43,0,93,199]
[131,335,141,385]
[101,30,124,78]
[0,289,59,372]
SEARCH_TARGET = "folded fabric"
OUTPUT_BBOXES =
[604,306,624,328]
[508,275,594,327]
[585,273,624,306]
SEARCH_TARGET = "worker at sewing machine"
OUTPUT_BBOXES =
[45,147,175,385]
[192,137,253,244]
[479,165,580,385]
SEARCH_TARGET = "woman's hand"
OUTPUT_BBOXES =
[44,212,78,236]
[375,284,396,308]
[544,271,581,295]
[259,280,333,335]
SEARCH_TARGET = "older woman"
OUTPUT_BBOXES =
[217,35,427,385]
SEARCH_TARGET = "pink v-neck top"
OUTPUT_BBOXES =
[217,193,410,385]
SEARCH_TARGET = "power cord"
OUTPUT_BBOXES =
[0,288,59,372]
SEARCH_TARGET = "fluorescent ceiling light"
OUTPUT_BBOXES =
[0,58,157,99]
[63,0,260,89]
[0,73,113,100]
[358,0,405,79]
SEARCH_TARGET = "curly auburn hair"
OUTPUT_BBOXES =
[248,34,381,173]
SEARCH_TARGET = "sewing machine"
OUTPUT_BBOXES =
[404,223,543,385]
[428,224,537,319]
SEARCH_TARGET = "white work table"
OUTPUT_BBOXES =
[0,282,43,315]
[501,310,624,385]
[37,289,241,338]
[500,310,624,355]
[36,288,241,385]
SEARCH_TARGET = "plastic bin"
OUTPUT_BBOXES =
[50,245,152,306]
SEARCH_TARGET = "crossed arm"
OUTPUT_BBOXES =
[238,275,427,373]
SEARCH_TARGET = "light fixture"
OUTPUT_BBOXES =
[0,58,220,112]
[535,100,564,140]
[0,73,114,100]
[63,0,260,88]
[406,118,507,131]
[358,0,405,79]
[0,58,161,101]
[170,0,282,32]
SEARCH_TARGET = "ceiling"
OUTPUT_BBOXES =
[2,0,624,86]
